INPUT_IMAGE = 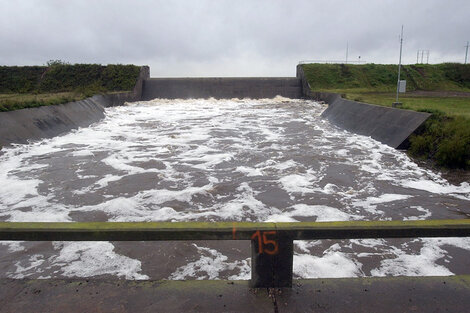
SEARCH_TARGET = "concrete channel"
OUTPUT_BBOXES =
[0,66,466,312]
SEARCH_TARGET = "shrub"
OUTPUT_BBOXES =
[0,63,141,94]
[408,114,470,169]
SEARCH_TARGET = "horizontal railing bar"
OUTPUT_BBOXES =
[0,220,470,241]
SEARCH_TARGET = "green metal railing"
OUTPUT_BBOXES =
[1,220,470,287]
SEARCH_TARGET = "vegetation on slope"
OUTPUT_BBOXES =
[0,61,141,111]
[408,112,470,169]
[303,63,470,92]
[302,63,470,170]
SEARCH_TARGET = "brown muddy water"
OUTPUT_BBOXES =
[0,97,469,280]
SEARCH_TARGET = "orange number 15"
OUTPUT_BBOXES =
[251,230,279,255]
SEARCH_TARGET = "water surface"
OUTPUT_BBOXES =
[0,97,469,280]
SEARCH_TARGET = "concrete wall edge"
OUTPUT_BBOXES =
[296,64,431,149]
[0,66,150,148]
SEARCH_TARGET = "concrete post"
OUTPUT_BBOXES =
[250,231,293,288]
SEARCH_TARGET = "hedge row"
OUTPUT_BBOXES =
[0,63,141,94]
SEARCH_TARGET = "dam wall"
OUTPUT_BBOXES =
[0,66,150,147]
[296,65,431,149]
[141,77,302,100]
[1,64,430,150]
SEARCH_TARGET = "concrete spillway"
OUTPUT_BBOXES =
[140,71,431,149]
[142,77,302,100]
[0,66,429,151]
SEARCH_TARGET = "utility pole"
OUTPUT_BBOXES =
[346,42,349,64]
[395,25,404,105]
[465,41,469,64]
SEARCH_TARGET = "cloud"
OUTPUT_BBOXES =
[1,0,469,76]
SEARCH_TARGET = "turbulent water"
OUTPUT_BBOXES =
[0,97,469,280]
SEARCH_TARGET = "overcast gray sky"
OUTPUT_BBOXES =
[1,0,469,77]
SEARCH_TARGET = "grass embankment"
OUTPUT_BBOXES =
[343,93,470,118]
[0,62,141,111]
[302,63,470,169]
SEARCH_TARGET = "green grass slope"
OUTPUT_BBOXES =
[302,63,470,170]
[0,63,141,111]
[303,63,470,92]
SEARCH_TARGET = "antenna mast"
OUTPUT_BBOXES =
[395,25,404,104]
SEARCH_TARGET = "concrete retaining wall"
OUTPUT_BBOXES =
[296,65,431,148]
[142,77,302,100]
[0,66,150,148]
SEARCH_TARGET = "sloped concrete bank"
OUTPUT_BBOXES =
[0,66,149,148]
[296,65,431,149]
[315,92,430,149]
[142,77,302,100]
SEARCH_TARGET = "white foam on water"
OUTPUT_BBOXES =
[280,173,319,194]
[205,182,276,221]
[169,244,250,280]
[269,160,298,171]
[269,204,360,222]
[351,194,413,215]
[264,214,298,222]
[358,194,413,205]
[0,158,42,208]
[235,166,263,177]
[294,250,363,278]
[9,254,46,279]
[0,241,25,252]
[102,154,149,174]
[349,238,388,249]
[294,240,322,253]
[335,149,349,157]
[192,153,234,169]
[402,180,470,200]
[292,237,470,279]
[6,207,71,222]
[69,150,95,157]
[370,239,454,277]
[138,183,214,206]
[403,206,432,221]
[77,182,215,222]
[50,241,148,279]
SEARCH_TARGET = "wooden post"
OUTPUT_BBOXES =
[250,230,293,288]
